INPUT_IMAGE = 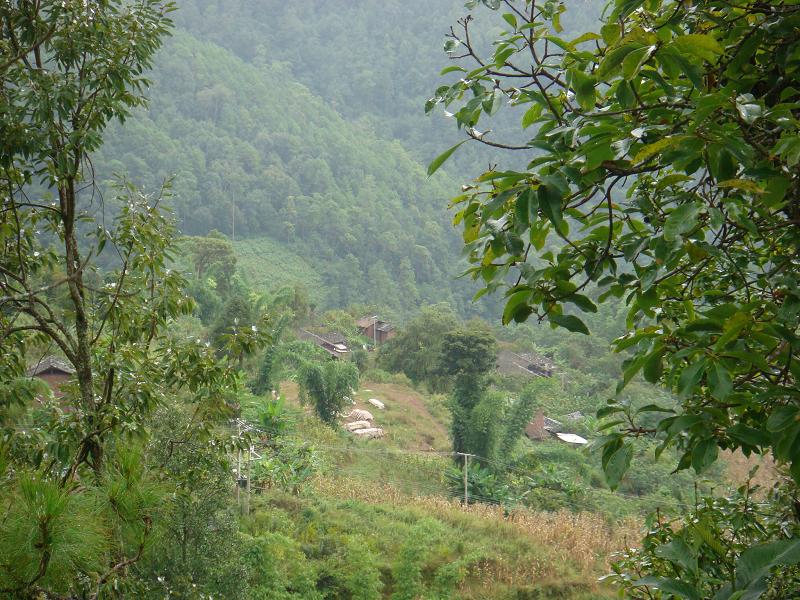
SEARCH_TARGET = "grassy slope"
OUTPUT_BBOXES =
[240,379,637,598]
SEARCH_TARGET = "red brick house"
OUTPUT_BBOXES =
[525,409,563,441]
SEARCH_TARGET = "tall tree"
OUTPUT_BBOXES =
[378,303,460,390]
[428,0,800,594]
[0,1,267,594]
[437,328,497,456]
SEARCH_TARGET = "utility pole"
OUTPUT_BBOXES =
[236,420,242,511]
[244,444,251,516]
[461,453,472,505]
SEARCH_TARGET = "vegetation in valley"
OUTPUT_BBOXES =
[2,0,799,598]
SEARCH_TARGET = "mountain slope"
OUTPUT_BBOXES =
[95,30,478,313]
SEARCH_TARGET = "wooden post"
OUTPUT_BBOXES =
[244,444,252,516]
[236,420,241,511]
[463,453,470,505]
[236,447,241,510]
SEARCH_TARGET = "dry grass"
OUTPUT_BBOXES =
[311,474,640,580]
[720,450,781,492]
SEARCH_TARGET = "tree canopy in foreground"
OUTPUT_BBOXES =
[429,0,800,596]
[1,1,268,595]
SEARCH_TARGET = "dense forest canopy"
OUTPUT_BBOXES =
[92,0,608,316]
[91,1,498,315]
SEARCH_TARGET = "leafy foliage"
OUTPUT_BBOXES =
[297,360,360,425]
[429,0,800,487]
[92,28,474,315]
[378,304,461,390]
[428,0,800,594]
[605,481,800,599]
[0,2,268,594]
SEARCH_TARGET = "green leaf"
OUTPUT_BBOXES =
[672,34,724,63]
[713,312,750,351]
[767,407,800,432]
[633,135,688,164]
[502,289,532,325]
[565,293,598,313]
[440,65,467,75]
[692,438,719,473]
[663,414,704,436]
[636,404,675,415]
[604,443,632,490]
[537,176,566,230]
[708,362,733,401]
[736,539,800,589]
[514,189,530,225]
[597,42,644,78]
[600,23,621,45]
[655,173,692,191]
[727,424,770,449]
[678,358,707,398]
[615,79,635,108]
[549,313,590,335]
[655,538,698,575]
[427,141,468,176]
[717,179,765,194]
[622,44,656,80]
[633,576,700,600]
[482,88,505,116]
[664,202,701,241]
[570,31,602,45]
[619,353,648,391]
[570,69,596,111]
[522,104,543,129]
[642,348,665,384]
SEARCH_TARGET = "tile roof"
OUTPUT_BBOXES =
[27,355,75,376]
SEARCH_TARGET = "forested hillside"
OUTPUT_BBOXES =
[172,0,604,167]
[93,0,606,316]
[94,30,474,313]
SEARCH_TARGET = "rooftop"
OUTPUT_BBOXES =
[27,355,75,376]
[496,349,555,377]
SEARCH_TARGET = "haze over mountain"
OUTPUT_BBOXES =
[93,0,484,314]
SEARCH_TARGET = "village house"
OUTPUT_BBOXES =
[27,355,75,397]
[525,409,587,445]
[525,409,563,441]
[496,349,555,378]
[298,329,351,359]
[356,316,396,346]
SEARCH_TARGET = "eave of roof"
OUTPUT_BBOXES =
[27,355,76,376]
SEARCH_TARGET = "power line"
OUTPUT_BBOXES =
[243,425,720,512]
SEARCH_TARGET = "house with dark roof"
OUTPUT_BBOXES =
[496,349,555,378]
[356,316,395,346]
[27,355,75,397]
[298,330,351,359]
[525,409,587,445]
[525,409,563,441]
